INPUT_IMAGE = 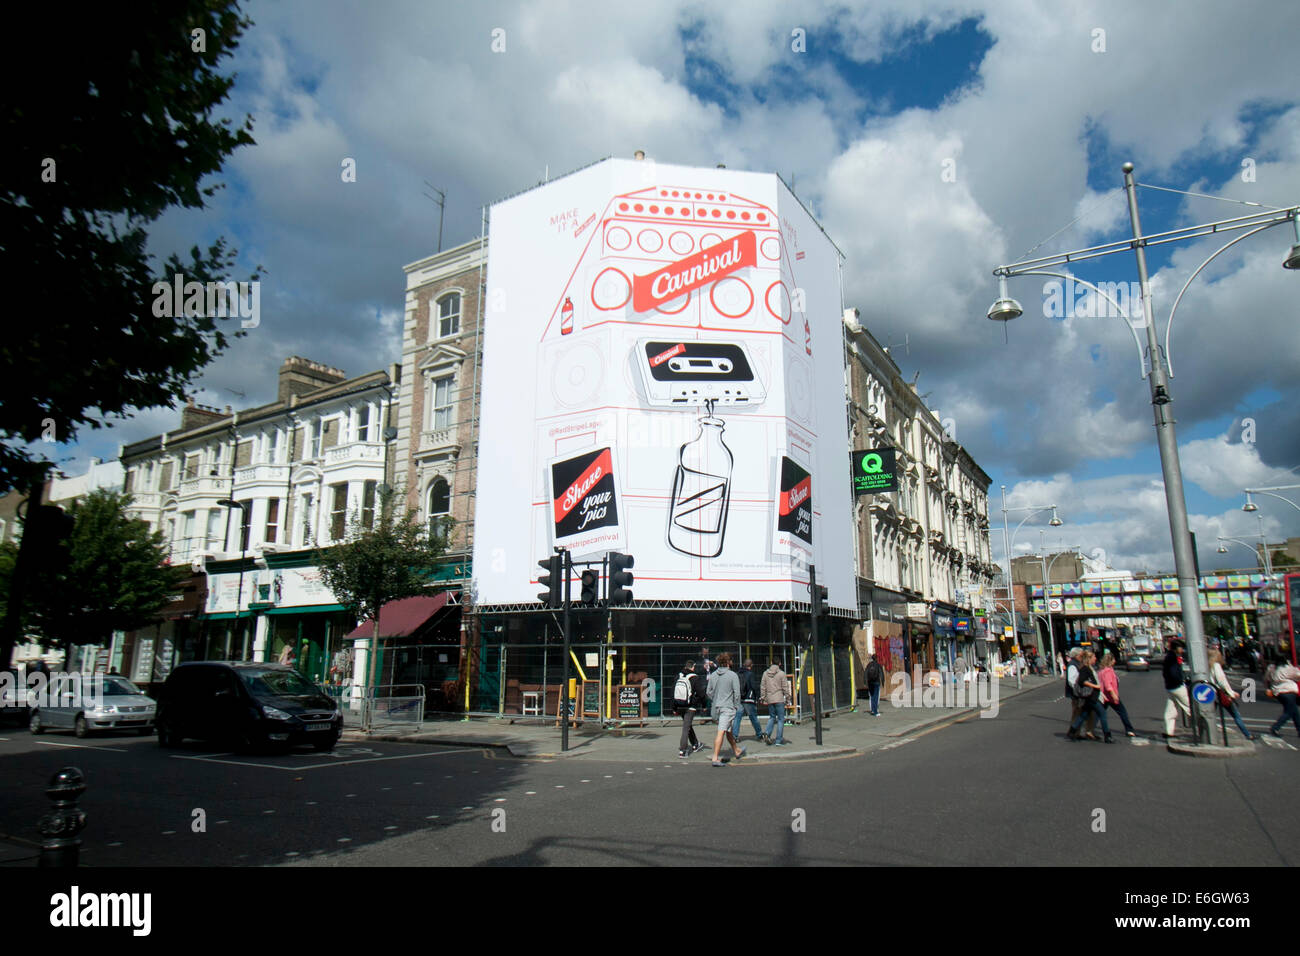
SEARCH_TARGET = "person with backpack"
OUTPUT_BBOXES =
[673,660,707,758]
[732,658,763,741]
[864,653,885,717]
[1068,650,1113,743]
[760,659,789,746]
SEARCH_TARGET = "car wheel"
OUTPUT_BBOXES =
[74,715,90,738]
[29,711,43,735]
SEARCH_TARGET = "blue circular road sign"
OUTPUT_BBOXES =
[1192,682,1217,706]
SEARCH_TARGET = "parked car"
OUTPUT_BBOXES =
[0,668,35,725]
[156,662,342,752]
[29,675,156,737]
[1124,655,1150,672]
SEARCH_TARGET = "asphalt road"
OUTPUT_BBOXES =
[1,667,1296,866]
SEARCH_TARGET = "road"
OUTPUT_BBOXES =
[1,668,1297,866]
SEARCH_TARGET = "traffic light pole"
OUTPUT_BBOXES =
[560,548,572,754]
[809,564,824,747]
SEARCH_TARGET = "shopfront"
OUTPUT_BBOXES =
[931,608,957,671]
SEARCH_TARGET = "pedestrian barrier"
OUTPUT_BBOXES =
[328,684,425,731]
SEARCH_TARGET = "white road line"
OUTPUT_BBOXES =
[169,749,468,771]
[36,740,123,752]
[336,838,351,843]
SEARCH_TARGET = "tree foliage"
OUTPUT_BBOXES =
[314,488,452,633]
[0,0,258,492]
[25,490,186,649]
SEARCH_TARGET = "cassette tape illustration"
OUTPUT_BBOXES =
[634,338,767,408]
[540,182,806,340]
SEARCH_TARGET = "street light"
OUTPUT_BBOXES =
[1000,486,1064,678]
[1216,535,1273,576]
[1243,484,1300,515]
[216,498,252,660]
[988,163,1300,738]
[1040,535,1083,667]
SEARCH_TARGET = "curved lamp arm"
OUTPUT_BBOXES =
[999,269,1147,377]
[1164,222,1278,378]
[1244,489,1300,515]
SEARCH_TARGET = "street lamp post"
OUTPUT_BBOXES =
[989,163,1299,746]
[1040,536,1083,668]
[1001,486,1063,679]
[217,498,251,660]
[1217,536,1272,576]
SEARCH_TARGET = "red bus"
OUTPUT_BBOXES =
[1256,573,1300,665]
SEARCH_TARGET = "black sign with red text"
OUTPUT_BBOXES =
[551,447,620,539]
[777,456,812,547]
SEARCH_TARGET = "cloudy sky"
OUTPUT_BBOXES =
[62,0,1300,575]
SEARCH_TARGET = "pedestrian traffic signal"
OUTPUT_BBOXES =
[608,552,634,605]
[537,555,562,608]
[580,568,599,606]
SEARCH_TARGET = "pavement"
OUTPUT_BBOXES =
[342,672,1057,761]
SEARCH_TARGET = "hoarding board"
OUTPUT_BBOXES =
[473,159,853,608]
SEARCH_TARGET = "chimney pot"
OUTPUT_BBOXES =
[634,150,645,161]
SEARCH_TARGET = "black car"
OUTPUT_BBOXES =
[156,662,342,752]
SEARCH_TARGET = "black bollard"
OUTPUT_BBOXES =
[37,767,86,867]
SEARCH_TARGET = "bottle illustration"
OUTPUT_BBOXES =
[560,297,574,335]
[668,412,733,558]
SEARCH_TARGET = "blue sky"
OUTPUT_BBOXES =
[52,0,1300,575]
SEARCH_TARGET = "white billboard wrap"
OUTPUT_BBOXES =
[473,159,855,610]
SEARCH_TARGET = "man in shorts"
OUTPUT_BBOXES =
[706,652,746,767]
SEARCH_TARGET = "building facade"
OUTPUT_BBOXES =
[843,309,997,677]
[119,357,401,686]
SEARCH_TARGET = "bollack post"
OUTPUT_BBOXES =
[37,767,86,868]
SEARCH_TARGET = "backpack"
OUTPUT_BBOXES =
[866,660,883,686]
[673,673,693,711]
[1074,666,1094,699]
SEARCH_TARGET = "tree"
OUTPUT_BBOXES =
[25,490,186,653]
[0,0,258,493]
[315,489,452,721]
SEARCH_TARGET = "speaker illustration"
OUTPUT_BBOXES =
[547,339,607,410]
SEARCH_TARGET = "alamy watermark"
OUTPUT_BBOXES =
[0,670,109,712]
[888,666,1000,718]
[151,273,260,329]
[1042,277,1144,327]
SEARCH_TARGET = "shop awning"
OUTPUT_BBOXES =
[344,592,453,641]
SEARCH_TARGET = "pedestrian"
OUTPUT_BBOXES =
[1162,640,1192,739]
[1096,652,1137,737]
[672,660,707,758]
[1208,648,1253,741]
[864,653,885,716]
[760,658,789,746]
[706,652,746,766]
[699,646,716,717]
[278,640,297,668]
[732,658,763,741]
[1265,654,1300,738]
[1064,647,1096,738]
[1068,650,1113,743]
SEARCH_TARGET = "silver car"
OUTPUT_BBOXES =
[29,675,157,738]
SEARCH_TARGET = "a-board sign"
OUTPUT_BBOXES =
[617,684,642,720]
[582,680,602,719]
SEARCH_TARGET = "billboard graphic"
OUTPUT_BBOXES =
[472,159,853,608]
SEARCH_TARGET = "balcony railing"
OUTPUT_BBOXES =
[235,464,291,484]
[324,441,385,466]
[178,476,227,498]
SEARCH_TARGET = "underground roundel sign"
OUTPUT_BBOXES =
[851,448,897,495]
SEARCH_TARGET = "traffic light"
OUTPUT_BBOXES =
[537,555,562,608]
[608,552,634,605]
[810,582,829,617]
[579,568,599,606]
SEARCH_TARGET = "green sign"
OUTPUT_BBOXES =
[851,448,897,495]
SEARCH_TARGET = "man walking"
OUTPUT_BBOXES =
[864,653,885,717]
[760,658,789,745]
[732,658,763,741]
[707,652,746,767]
[673,660,707,758]
[1163,640,1192,738]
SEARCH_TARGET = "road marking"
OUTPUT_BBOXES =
[461,806,472,810]
[426,815,440,819]
[494,798,507,802]
[881,737,915,751]
[1130,738,1151,746]
[384,826,398,831]
[1259,736,1298,751]
[337,838,351,843]
[286,852,300,857]
[305,801,317,806]
[169,749,468,771]
[580,779,590,783]
[36,740,123,752]
[555,785,565,789]
[525,791,536,795]
[162,831,175,835]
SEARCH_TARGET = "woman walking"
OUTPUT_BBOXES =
[1096,652,1137,737]
[1068,650,1113,743]
[1208,648,1253,741]
[1266,654,1300,738]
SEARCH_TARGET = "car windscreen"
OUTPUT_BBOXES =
[99,678,143,696]
[239,669,321,698]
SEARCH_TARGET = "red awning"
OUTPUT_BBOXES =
[344,592,452,641]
